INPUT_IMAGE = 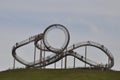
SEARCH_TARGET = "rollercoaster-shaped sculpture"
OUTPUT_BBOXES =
[12,24,114,69]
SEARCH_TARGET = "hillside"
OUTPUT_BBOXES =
[0,69,120,80]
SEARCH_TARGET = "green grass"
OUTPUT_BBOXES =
[0,69,120,80]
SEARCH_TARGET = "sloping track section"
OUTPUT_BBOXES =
[12,24,114,69]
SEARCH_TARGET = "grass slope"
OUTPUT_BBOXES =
[0,69,120,80]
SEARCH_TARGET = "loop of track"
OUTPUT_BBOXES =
[12,24,114,69]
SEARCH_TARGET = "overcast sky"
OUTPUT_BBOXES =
[0,0,120,71]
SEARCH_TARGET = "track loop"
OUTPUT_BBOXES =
[12,24,114,69]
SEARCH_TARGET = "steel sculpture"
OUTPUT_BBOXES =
[12,24,114,69]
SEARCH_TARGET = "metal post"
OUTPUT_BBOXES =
[40,41,42,69]
[13,58,15,69]
[34,45,36,68]
[54,53,56,69]
[73,52,76,69]
[64,56,67,69]
[108,57,110,68]
[61,58,63,69]
[85,46,87,68]
[64,50,67,69]
[43,46,46,68]
[73,44,75,69]
[54,62,56,69]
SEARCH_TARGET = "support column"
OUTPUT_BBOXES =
[40,41,42,69]
[64,51,67,69]
[34,45,36,68]
[54,54,56,69]
[54,62,56,69]
[64,56,67,69]
[73,52,76,69]
[13,58,15,69]
[61,58,63,69]
[73,44,75,69]
[108,57,110,68]
[43,46,46,68]
[85,46,87,68]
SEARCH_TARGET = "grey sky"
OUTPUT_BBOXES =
[0,0,120,71]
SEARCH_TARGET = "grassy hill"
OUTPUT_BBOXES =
[0,69,120,80]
